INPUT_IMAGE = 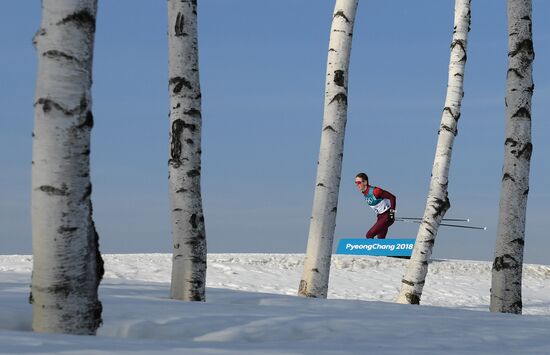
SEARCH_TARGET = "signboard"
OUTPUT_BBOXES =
[336,238,415,257]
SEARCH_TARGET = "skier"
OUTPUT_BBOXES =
[355,173,397,239]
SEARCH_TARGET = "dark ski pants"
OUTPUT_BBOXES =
[366,210,394,239]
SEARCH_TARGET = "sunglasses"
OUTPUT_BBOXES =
[354,181,363,185]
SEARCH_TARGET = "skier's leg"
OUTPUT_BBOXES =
[366,214,388,239]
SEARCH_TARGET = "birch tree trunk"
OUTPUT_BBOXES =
[168,0,207,301]
[490,0,534,315]
[298,0,358,298]
[396,0,471,305]
[31,0,103,334]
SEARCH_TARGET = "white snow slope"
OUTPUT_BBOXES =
[1,254,549,354]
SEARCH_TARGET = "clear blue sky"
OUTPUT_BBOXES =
[1,1,549,264]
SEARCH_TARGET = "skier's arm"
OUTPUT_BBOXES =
[374,188,396,211]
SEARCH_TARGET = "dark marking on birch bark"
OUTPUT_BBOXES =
[91,208,104,282]
[439,124,457,136]
[82,183,92,201]
[57,10,96,33]
[36,95,87,117]
[333,10,350,23]
[39,185,68,196]
[184,108,201,118]
[401,279,415,287]
[510,300,522,313]
[174,243,180,249]
[187,169,200,177]
[78,111,94,129]
[176,188,188,193]
[317,183,325,188]
[505,138,518,148]
[189,214,198,228]
[509,39,534,58]
[173,208,182,212]
[184,237,205,250]
[181,121,196,132]
[516,142,532,160]
[523,188,529,196]
[331,207,337,213]
[507,138,532,160]
[170,77,192,94]
[175,12,187,36]
[450,39,467,62]
[329,93,347,105]
[36,99,67,115]
[188,277,205,301]
[334,70,345,87]
[32,29,46,46]
[493,254,519,271]
[92,300,103,330]
[43,50,78,62]
[323,125,336,132]
[170,120,184,168]
[508,68,524,79]
[443,107,461,122]
[170,119,197,168]
[422,238,435,249]
[312,268,320,273]
[510,238,525,246]
[58,226,78,235]
[512,107,531,119]
[406,293,421,305]
[432,197,450,218]
[502,173,516,182]
[186,139,194,145]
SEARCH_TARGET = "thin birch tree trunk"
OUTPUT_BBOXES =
[298,0,358,298]
[396,0,471,305]
[168,0,207,301]
[31,0,103,334]
[490,0,534,315]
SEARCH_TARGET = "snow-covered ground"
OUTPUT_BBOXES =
[1,254,549,354]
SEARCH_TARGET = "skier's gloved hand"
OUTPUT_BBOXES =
[389,209,395,222]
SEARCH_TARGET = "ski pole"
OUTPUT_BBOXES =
[398,217,470,222]
[395,218,486,230]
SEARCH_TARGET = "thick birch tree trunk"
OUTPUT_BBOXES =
[31,0,103,334]
[168,0,207,301]
[490,0,534,315]
[298,0,358,298]
[396,0,471,305]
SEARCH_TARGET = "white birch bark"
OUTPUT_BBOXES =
[490,0,534,314]
[31,0,103,334]
[396,0,471,304]
[298,0,358,298]
[168,0,207,301]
